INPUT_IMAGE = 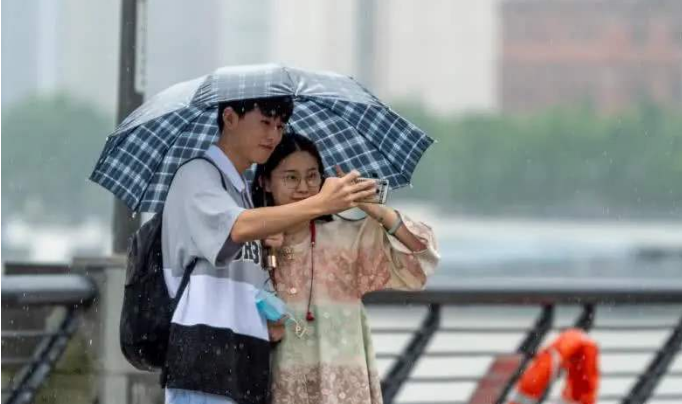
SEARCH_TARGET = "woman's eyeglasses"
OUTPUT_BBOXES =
[277,171,322,190]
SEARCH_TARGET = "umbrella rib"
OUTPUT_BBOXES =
[96,170,141,205]
[341,77,433,179]
[305,98,415,186]
[281,66,298,97]
[346,76,386,107]
[131,108,207,212]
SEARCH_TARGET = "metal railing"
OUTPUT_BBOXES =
[2,265,681,404]
[1,274,97,404]
[364,278,682,404]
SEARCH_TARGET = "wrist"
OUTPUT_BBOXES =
[361,203,383,220]
[370,206,395,228]
[386,210,403,235]
[300,194,326,219]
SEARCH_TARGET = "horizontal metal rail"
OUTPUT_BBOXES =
[372,323,680,335]
[2,331,63,339]
[406,370,682,384]
[364,278,682,306]
[373,326,531,334]
[1,274,97,307]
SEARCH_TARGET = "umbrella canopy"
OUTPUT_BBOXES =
[90,64,434,213]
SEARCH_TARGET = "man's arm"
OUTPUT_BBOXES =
[230,170,376,243]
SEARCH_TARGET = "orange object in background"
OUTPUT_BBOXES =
[508,329,599,404]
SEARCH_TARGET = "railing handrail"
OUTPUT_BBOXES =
[1,274,97,307]
[364,277,682,305]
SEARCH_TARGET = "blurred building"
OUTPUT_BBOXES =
[501,0,682,114]
[271,0,500,114]
[145,0,272,96]
[374,0,499,114]
[3,0,515,118]
[1,0,272,118]
[59,1,121,116]
[269,0,358,81]
[2,0,60,106]
[1,0,120,116]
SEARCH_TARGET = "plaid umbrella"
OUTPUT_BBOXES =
[90,64,434,213]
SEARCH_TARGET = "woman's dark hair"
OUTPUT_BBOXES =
[251,132,333,222]
[217,96,294,133]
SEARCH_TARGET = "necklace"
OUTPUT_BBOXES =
[274,221,317,323]
[278,246,297,261]
[278,225,310,261]
[307,221,316,322]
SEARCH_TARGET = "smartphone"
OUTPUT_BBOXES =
[356,177,389,204]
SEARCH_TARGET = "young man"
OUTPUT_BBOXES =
[161,96,376,404]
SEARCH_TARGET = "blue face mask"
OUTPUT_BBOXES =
[255,289,289,322]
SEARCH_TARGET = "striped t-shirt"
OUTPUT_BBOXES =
[161,145,270,404]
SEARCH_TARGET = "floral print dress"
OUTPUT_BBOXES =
[270,214,439,404]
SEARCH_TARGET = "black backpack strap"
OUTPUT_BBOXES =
[172,155,228,191]
[194,155,228,191]
[171,258,198,311]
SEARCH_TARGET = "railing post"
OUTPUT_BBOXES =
[4,312,80,404]
[381,304,441,404]
[574,304,596,331]
[496,305,554,404]
[622,313,682,404]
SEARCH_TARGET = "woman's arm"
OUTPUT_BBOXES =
[359,203,427,252]
[333,166,427,252]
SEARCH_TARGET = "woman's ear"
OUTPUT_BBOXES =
[263,176,272,193]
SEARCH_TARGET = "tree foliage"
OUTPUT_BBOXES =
[395,102,682,219]
[2,94,114,224]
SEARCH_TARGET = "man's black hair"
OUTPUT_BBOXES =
[216,96,294,133]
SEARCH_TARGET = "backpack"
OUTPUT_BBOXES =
[119,156,227,372]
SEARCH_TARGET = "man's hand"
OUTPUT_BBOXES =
[334,166,381,217]
[311,168,376,215]
[263,233,284,248]
[268,317,287,342]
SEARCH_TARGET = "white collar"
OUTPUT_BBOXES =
[205,145,246,192]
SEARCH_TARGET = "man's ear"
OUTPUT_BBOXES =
[222,107,239,131]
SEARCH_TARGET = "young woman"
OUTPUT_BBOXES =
[252,133,439,404]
